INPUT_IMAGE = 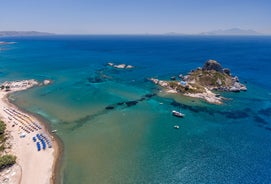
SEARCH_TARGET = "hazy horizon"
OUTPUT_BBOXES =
[1,0,271,35]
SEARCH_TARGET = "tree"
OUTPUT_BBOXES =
[0,155,16,169]
[5,86,10,91]
[0,121,6,135]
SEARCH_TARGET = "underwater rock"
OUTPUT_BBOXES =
[224,110,249,119]
[138,97,146,101]
[265,127,271,131]
[145,93,156,98]
[253,115,268,125]
[125,101,138,107]
[88,76,104,83]
[105,106,115,110]
[258,107,271,116]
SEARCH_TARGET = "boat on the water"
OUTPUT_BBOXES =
[172,110,184,117]
[51,129,57,133]
[174,125,179,129]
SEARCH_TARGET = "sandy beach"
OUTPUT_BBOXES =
[0,80,59,184]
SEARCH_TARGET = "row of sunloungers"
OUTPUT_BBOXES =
[3,107,42,134]
[33,133,52,151]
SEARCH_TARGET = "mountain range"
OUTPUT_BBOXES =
[0,31,54,36]
[199,28,261,35]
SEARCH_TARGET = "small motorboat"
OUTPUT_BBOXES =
[51,129,57,133]
[174,125,179,129]
[172,110,184,118]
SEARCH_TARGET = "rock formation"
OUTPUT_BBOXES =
[149,59,247,104]
[202,60,223,72]
[107,62,135,69]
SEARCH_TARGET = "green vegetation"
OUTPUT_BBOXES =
[0,121,6,144]
[166,67,235,95]
[5,86,10,91]
[0,144,5,152]
[168,81,187,93]
[0,155,16,169]
[0,120,16,170]
[188,69,232,88]
[0,120,6,135]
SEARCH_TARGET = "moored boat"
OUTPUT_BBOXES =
[174,125,179,129]
[172,110,184,117]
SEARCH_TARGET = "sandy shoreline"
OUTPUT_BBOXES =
[0,80,60,184]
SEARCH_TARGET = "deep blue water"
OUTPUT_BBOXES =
[1,35,271,183]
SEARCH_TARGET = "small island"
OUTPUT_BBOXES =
[107,62,135,69]
[150,59,247,104]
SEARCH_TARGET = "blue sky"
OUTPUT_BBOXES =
[1,0,270,34]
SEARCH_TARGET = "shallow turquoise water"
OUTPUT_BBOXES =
[1,35,271,183]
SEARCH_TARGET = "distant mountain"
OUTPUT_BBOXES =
[200,28,261,35]
[164,32,187,36]
[0,31,54,37]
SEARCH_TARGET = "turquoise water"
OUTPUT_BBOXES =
[1,36,271,183]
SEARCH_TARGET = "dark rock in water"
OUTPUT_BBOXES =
[244,107,252,112]
[125,101,138,107]
[170,100,201,113]
[258,107,271,116]
[88,76,104,83]
[170,76,176,80]
[145,93,156,98]
[224,110,249,119]
[170,101,181,107]
[105,106,114,110]
[265,127,271,131]
[117,102,124,105]
[253,115,268,125]
[138,97,146,101]
[202,59,223,72]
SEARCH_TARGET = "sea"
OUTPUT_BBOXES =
[0,35,271,184]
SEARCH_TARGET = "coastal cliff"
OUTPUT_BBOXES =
[150,60,247,104]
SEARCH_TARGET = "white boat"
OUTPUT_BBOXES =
[174,125,179,129]
[172,110,184,117]
[51,129,57,133]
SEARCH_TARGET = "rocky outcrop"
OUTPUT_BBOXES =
[202,60,223,72]
[107,62,134,69]
[187,60,247,92]
[43,80,51,85]
[149,59,247,104]
[223,68,231,75]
